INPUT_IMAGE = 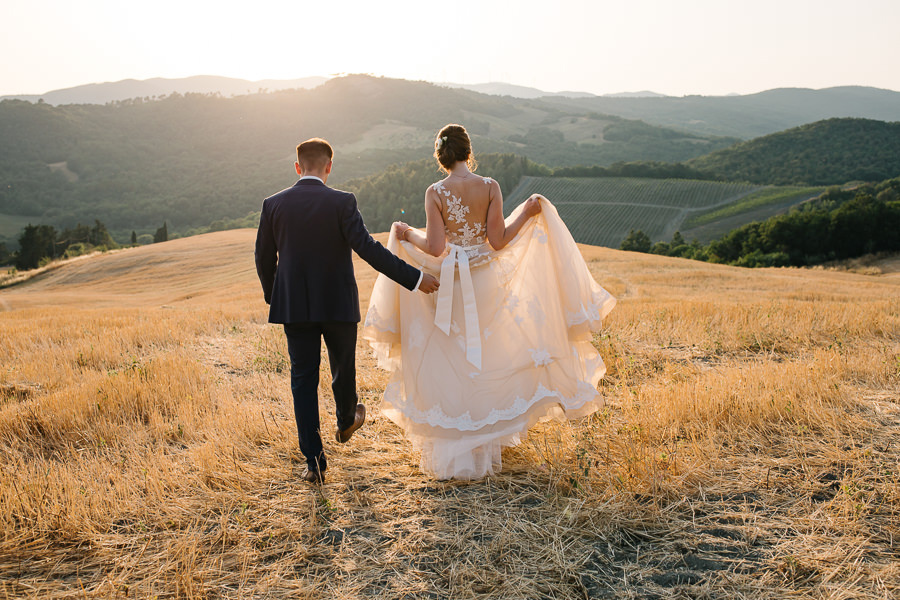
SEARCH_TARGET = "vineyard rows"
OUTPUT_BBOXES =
[504,177,763,247]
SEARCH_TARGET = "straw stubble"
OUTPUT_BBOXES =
[0,230,897,598]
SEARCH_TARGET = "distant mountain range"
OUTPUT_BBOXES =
[4,76,898,140]
[439,81,598,99]
[538,86,900,138]
[0,75,328,105]
[2,76,672,106]
[438,82,666,99]
[3,75,674,106]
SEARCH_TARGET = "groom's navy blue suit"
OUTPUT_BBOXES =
[255,177,421,471]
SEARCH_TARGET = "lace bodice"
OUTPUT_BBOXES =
[432,177,494,247]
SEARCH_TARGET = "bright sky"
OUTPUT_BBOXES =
[2,0,898,97]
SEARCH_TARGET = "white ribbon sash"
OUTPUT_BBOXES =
[433,244,482,370]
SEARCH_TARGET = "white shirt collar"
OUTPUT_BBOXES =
[299,175,324,183]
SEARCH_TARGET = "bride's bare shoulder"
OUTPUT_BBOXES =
[428,178,452,193]
[425,181,447,209]
[478,175,501,198]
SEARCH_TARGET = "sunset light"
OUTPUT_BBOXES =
[2,0,899,96]
[2,0,899,597]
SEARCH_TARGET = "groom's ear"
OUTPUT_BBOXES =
[325,160,333,176]
[295,161,303,176]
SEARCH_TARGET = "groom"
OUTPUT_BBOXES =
[255,138,439,484]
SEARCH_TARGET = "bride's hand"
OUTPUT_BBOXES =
[393,221,411,240]
[523,195,543,217]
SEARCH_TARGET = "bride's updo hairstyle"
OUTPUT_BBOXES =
[434,124,477,174]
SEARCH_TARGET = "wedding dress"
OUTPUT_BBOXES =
[363,177,616,479]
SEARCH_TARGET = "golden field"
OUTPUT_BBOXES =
[0,229,898,599]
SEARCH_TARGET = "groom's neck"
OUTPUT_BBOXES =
[294,159,332,183]
[299,167,330,184]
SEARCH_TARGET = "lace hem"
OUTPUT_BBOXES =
[386,378,604,480]
[566,292,616,327]
[381,374,600,431]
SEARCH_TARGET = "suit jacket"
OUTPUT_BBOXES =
[255,178,421,323]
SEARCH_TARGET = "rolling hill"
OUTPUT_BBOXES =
[503,177,765,247]
[0,75,736,241]
[678,186,826,242]
[4,75,898,255]
[687,118,900,185]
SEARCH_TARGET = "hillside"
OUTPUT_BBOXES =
[1,231,898,598]
[678,186,826,242]
[0,231,258,309]
[347,168,824,251]
[687,118,900,185]
[504,176,766,247]
[0,75,735,241]
[541,86,900,138]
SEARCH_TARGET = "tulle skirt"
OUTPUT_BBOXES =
[362,199,616,479]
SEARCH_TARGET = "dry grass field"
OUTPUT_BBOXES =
[1,229,898,599]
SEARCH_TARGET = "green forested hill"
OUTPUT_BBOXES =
[0,75,735,242]
[687,118,900,185]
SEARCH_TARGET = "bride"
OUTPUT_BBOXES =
[363,124,616,479]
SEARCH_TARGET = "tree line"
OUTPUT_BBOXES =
[621,178,900,267]
[5,220,169,270]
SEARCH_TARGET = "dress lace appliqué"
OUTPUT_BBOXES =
[433,181,485,247]
[530,348,553,367]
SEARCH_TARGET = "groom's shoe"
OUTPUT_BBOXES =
[335,403,366,443]
[302,467,325,484]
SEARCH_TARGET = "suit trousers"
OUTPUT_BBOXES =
[283,321,359,471]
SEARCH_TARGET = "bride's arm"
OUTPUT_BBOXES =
[394,187,446,257]
[486,183,542,250]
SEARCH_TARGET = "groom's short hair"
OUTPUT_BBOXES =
[296,138,333,171]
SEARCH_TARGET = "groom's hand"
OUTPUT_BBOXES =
[418,273,440,294]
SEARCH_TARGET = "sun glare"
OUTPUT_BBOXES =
[2,0,899,95]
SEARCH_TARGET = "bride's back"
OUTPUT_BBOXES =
[433,174,495,247]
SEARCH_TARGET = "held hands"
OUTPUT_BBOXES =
[393,221,411,241]
[418,272,440,294]
[523,194,543,217]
